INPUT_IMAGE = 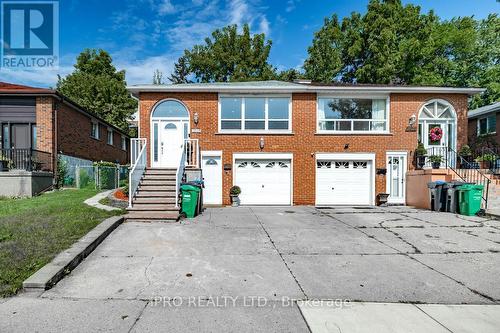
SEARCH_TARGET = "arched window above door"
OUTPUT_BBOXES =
[152,100,189,118]
[418,100,456,120]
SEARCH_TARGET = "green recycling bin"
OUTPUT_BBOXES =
[457,184,484,216]
[181,184,201,218]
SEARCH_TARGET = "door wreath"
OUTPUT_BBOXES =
[429,127,443,142]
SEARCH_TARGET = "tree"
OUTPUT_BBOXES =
[303,0,499,107]
[171,24,275,82]
[168,55,191,84]
[57,49,136,132]
[153,69,164,85]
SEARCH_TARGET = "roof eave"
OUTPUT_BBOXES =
[127,85,485,95]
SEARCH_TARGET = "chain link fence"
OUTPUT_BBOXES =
[59,154,128,190]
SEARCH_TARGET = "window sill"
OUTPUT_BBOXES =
[90,136,100,141]
[216,131,294,135]
[315,132,393,136]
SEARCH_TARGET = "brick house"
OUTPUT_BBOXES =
[468,102,500,148]
[126,80,482,217]
[0,81,130,195]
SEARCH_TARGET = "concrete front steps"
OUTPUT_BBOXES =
[125,168,180,222]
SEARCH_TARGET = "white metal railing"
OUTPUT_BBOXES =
[184,139,200,168]
[128,138,147,208]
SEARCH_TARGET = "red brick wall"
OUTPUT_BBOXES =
[56,101,128,164]
[35,96,56,170]
[139,92,469,205]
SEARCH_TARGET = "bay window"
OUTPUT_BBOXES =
[220,96,290,132]
[317,97,388,133]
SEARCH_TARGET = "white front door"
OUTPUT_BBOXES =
[154,120,187,168]
[234,159,291,205]
[202,154,222,205]
[386,153,407,204]
[316,159,373,206]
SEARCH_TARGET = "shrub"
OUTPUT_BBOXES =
[415,143,427,156]
[56,156,68,189]
[230,185,241,195]
[429,155,443,163]
[458,145,472,156]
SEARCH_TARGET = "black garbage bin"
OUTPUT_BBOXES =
[427,181,447,211]
[444,181,469,213]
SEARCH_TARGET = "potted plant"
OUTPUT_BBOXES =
[230,185,241,207]
[0,154,10,172]
[415,143,427,169]
[458,144,472,162]
[429,155,443,169]
[476,153,497,169]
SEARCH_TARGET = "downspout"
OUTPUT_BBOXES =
[53,97,59,184]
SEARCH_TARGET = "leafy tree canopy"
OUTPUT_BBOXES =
[304,0,499,107]
[56,49,137,132]
[169,24,299,83]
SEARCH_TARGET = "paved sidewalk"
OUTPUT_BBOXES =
[299,302,500,333]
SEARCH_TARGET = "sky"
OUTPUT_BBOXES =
[1,0,499,87]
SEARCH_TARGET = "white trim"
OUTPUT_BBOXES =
[201,150,223,205]
[386,151,408,204]
[315,152,376,206]
[316,95,391,134]
[218,95,292,134]
[128,83,484,95]
[150,98,191,167]
[232,152,294,206]
[201,150,223,157]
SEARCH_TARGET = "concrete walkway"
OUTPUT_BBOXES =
[299,302,500,333]
[83,189,121,211]
[1,206,499,332]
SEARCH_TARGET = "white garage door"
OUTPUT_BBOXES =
[316,160,372,206]
[234,159,291,205]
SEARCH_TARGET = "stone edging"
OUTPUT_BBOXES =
[22,216,124,291]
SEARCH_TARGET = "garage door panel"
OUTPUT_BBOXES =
[316,160,372,206]
[235,159,291,205]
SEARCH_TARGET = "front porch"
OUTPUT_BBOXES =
[0,148,54,197]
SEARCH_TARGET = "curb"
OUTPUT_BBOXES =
[22,215,124,291]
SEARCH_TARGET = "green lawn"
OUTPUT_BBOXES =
[0,189,124,297]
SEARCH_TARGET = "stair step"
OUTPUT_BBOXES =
[133,197,176,204]
[141,175,176,185]
[136,191,176,198]
[125,211,179,222]
[139,185,176,191]
[145,169,177,175]
[140,180,176,186]
[128,204,179,211]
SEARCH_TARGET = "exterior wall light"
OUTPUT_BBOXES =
[259,137,265,150]
[193,112,199,125]
[409,114,416,127]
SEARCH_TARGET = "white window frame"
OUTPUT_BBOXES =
[121,135,127,151]
[477,114,496,136]
[107,127,113,145]
[91,121,100,139]
[316,94,390,134]
[218,95,292,134]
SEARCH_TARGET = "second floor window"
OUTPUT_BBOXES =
[107,128,113,145]
[91,122,99,139]
[317,97,388,133]
[478,114,496,136]
[220,97,290,132]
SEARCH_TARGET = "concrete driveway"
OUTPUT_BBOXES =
[2,206,500,332]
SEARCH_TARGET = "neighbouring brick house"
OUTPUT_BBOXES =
[468,102,500,148]
[126,80,482,216]
[0,81,130,195]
